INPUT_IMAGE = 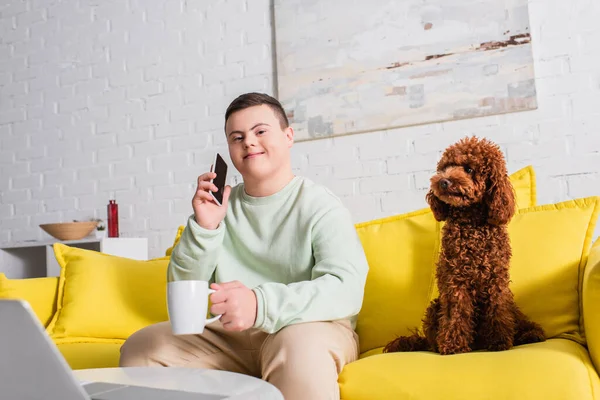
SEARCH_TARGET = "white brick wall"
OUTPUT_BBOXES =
[1,0,599,259]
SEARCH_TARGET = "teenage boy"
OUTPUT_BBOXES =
[120,93,369,400]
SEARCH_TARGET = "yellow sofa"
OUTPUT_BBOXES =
[2,165,600,400]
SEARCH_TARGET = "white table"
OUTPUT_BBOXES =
[73,367,284,400]
[0,237,148,278]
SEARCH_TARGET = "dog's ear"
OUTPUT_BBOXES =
[426,190,449,221]
[485,169,515,225]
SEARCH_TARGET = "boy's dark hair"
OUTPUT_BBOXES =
[224,92,289,130]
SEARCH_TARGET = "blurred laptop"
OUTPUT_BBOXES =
[0,299,227,400]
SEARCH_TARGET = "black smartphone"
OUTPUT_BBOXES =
[209,153,228,206]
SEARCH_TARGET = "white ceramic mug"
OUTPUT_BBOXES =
[167,280,222,335]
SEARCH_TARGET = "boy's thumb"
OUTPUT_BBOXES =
[222,185,232,205]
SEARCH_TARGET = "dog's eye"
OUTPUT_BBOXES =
[464,166,473,174]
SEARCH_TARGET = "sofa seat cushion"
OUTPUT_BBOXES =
[55,338,123,370]
[339,339,600,400]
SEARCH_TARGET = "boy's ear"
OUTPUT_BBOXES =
[285,126,294,147]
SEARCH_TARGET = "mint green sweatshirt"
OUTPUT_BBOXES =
[168,176,369,334]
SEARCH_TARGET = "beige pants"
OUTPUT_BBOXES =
[120,320,359,400]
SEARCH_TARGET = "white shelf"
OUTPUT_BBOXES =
[0,236,149,279]
[0,237,104,249]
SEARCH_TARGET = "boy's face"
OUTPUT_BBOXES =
[225,104,294,182]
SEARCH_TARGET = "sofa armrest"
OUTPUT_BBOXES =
[583,239,600,370]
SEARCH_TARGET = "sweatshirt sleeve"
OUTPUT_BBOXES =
[252,204,369,333]
[167,214,226,282]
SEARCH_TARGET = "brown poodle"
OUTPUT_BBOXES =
[384,136,545,355]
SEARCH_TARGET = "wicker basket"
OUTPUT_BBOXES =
[39,221,98,241]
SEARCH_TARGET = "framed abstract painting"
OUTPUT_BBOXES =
[274,0,537,142]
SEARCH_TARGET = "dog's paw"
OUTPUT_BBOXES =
[486,340,513,352]
[384,335,430,353]
[515,329,546,345]
[383,338,402,353]
[438,343,471,355]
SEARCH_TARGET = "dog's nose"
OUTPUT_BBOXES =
[440,179,451,189]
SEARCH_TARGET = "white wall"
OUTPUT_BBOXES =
[0,0,599,259]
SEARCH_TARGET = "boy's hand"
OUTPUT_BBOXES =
[192,171,231,230]
[209,281,257,332]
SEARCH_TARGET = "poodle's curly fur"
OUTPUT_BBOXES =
[384,136,545,355]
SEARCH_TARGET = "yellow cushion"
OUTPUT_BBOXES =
[165,225,185,256]
[355,209,440,354]
[47,243,170,339]
[511,164,537,210]
[0,273,59,327]
[339,339,600,400]
[355,166,537,353]
[508,197,600,344]
[55,338,123,370]
[583,243,600,372]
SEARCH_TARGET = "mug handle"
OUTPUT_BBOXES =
[207,288,222,323]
